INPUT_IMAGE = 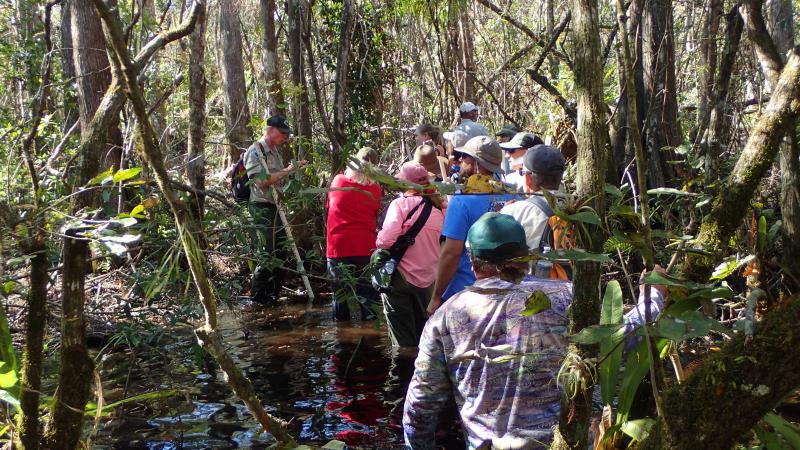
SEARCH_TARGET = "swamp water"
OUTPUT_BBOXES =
[92,299,463,449]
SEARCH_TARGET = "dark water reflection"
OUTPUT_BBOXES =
[93,299,457,449]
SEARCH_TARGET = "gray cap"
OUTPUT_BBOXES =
[523,144,566,174]
[443,129,470,148]
[500,132,545,150]
[495,124,521,138]
[459,101,479,114]
[455,136,503,174]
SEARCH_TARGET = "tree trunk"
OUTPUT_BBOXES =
[641,0,680,187]
[187,0,207,226]
[60,0,79,134]
[553,0,608,447]
[218,0,252,163]
[683,46,800,281]
[638,294,800,449]
[332,0,355,151]
[459,9,476,101]
[696,0,722,147]
[260,0,286,117]
[546,0,559,79]
[766,0,800,289]
[702,6,744,183]
[92,3,293,443]
[286,0,312,158]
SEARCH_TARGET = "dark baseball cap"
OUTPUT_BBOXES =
[467,212,528,263]
[500,132,545,150]
[523,144,566,174]
[267,115,292,135]
[495,124,521,139]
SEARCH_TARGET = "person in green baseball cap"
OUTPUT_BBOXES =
[403,211,573,448]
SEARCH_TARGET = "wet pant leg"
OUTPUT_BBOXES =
[381,272,432,347]
[249,202,287,303]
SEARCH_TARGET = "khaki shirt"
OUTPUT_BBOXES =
[244,138,284,204]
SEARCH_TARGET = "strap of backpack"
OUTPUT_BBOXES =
[527,194,554,217]
[389,197,434,261]
[527,194,557,253]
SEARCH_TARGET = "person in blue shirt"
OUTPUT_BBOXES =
[426,136,517,316]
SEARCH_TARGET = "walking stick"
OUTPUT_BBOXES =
[257,156,315,307]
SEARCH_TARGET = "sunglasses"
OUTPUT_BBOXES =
[453,151,466,160]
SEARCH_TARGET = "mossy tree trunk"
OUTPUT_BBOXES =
[637,294,800,449]
[218,0,253,163]
[187,1,207,227]
[553,0,608,447]
[92,0,293,443]
[683,47,800,281]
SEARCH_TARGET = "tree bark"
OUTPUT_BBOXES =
[60,0,79,134]
[766,0,800,289]
[286,0,312,158]
[553,0,608,447]
[696,0,722,147]
[187,0,207,226]
[702,6,744,183]
[638,294,800,449]
[260,0,286,117]
[218,0,252,162]
[332,0,355,151]
[641,0,680,187]
[683,46,800,281]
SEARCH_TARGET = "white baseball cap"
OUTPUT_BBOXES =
[459,101,479,114]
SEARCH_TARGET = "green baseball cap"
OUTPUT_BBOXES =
[467,213,528,262]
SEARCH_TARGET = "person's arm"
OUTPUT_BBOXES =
[427,237,464,316]
[403,325,452,449]
[376,200,403,249]
[254,160,307,189]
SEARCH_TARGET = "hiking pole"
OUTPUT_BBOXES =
[257,158,315,307]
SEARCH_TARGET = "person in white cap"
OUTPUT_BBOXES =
[455,101,489,139]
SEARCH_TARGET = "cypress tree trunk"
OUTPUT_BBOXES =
[260,0,286,117]
[218,0,253,163]
[187,1,207,226]
[286,0,313,158]
[553,0,608,446]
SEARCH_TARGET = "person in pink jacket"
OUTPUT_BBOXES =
[376,162,445,347]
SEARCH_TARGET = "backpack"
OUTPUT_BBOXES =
[231,156,250,202]
[528,195,574,280]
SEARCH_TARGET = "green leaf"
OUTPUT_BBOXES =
[758,215,768,254]
[521,290,551,317]
[112,167,143,184]
[620,418,655,442]
[617,338,668,423]
[571,324,626,345]
[764,413,800,449]
[755,424,791,450]
[641,271,709,290]
[557,210,601,225]
[87,167,114,186]
[646,187,698,197]
[129,204,146,219]
[0,362,18,388]
[0,388,19,407]
[321,440,347,450]
[646,311,728,342]
[599,281,624,404]
[2,281,15,296]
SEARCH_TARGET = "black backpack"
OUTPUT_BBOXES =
[231,154,250,202]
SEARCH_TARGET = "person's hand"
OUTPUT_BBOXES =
[427,296,442,317]
[286,160,308,172]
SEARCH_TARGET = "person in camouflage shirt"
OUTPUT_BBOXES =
[403,213,571,449]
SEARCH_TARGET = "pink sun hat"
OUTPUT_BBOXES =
[397,161,430,185]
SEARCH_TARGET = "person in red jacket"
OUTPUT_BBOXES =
[326,147,383,320]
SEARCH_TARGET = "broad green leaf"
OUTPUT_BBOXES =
[604,184,623,198]
[0,302,18,373]
[599,281,624,404]
[87,167,114,186]
[758,215,768,254]
[557,210,601,225]
[646,187,698,197]
[755,424,791,450]
[571,324,625,345]
[764,413,800,449]
[129,204,146,218]
[0,363,18,388]
[2,281,15,296]
[620,418,655,442]
[686,286,734,302]
[641,271,709,290]
[0,388,19,407]
[646,311,727,342]
[112,167,143,184]
[521,291,551,317]
[617,338,668,423]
